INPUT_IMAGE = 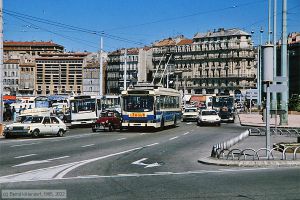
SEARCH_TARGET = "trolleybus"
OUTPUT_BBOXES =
[121,84,181,129]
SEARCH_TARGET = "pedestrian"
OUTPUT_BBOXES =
[7,106,12,121]
[12,106,16,122]
[19,105,23,115]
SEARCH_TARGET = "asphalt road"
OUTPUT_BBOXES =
[0,122,299,200]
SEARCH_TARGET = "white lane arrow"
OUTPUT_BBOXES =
[131,158,161,168]
[13,156,70,167]
[131,158,148,166]
[144,162,161,168]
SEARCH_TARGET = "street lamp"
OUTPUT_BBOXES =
[257,27,264,109]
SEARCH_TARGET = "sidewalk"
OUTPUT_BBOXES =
[238,113,300,128]
[198,113,300,167]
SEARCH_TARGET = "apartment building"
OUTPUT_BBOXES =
[4,41,64,62]
[106,48,152,94]
[3,59,20,95]
[35,53,87,95]
[18,63,36,96]
[151,28,256,95]
[277,32,300,96]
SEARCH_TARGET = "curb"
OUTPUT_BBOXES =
[198,157,300,167]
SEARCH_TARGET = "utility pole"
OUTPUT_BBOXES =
[258,27,264,108]
[99,37,103,97]
[280,0,288,125]
[124,49,127,91]
[268,0,272,44]
[0,0,3,123]
[273,0,277,111]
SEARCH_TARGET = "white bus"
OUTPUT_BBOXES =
[69,95,101,126]
[121,84,182,129]
[69,95,121,126]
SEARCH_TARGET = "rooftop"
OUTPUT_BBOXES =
[4,41,64,48]
[194,28,251,39]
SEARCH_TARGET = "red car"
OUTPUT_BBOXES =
[92,110,122,132]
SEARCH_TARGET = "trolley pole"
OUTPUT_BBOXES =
[124,49,127,91]
[0,0,3,123]
[99,37,103,98]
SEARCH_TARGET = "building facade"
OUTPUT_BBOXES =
[4,41,64,62]
[35,53,87,95]
[151,28,256,95]
[277,32,300,96]
[18,63,36,96]
[3,59,20,95]
[106,48,152,94]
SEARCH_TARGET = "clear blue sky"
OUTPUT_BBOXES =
[4,0,300,52]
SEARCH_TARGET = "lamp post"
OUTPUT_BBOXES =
[257,27,264,108]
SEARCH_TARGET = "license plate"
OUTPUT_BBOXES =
[129,113,146,117]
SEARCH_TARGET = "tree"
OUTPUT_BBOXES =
[288,94,300,111]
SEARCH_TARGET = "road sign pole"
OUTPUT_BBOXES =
[266,84,271,154]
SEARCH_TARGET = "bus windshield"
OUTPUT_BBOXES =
[123,96,154,112]
[212,96,233,108]
[70,98,96,113]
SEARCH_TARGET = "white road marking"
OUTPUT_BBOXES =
[132,158,148,166]
[0,143,165,183]
[145,143,159,147]
[140,133,146,135]
[54,168,277,181]
[10,143,40,148]
[183,132,190,135]
[186,122,193,125]
[117,138,126,141]
[81,144,95,148]
[13,156,70,167]
[169,136,178,141]
[14,154,37,159]
[2,133,100,144]
[132,158,161,168]
[47,156,70,161]
[144,162,161,168]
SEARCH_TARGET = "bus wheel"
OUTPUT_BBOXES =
[160,119,164,130]
[173,117,177,127]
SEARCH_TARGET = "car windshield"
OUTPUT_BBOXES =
[202,111,217,115]
[23,116,44,123]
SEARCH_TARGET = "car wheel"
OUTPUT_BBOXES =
[92,128,96,132]
[4,133,11,139]
[32,130,40,138]
[108,124,113,132]
[57,129,64,137]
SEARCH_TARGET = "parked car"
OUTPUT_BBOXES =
[182,107,199,122]
[3,116,67,138]
[197,109,221,126]
[92,110,122,132]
